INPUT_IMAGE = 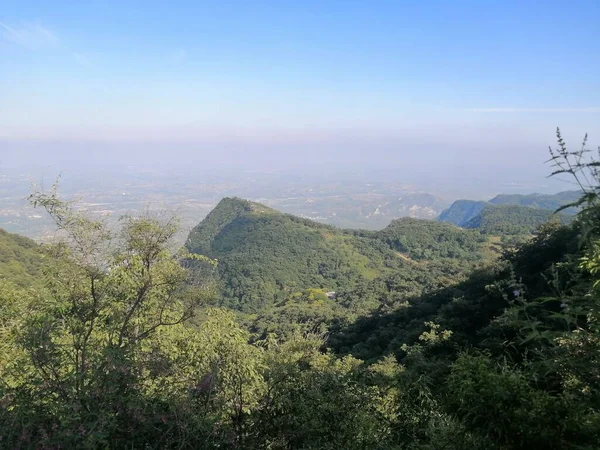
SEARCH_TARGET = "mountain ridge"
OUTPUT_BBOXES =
[185,197,487,313]
[438,190,580,227]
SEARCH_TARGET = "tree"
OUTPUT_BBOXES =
[443,131,600,449]
[1,186,218,448]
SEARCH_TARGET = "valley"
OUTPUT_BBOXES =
[2,152,599,449]
[2,1,598,446]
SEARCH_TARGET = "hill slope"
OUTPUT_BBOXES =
[464,204,571,235]
[437,200,488,228]
[377,217,485,260]
[0,228,44,288]
[438,190,579,229]
[489,190,581,211]
[186,198,486,313]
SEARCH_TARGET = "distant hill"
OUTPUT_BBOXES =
[437,200,488,227]
[185,198,486,313]
[464,204,571,235]
[489,190,581,212]
[0,228,44,288]
[438,190,580,227]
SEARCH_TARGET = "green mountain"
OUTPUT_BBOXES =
[0,228,44,288]
[437,200,488,227]
[185,197,486,313]
[489,190,581,211]
[464,204,571,235]
[4,133,600,449]
[377,217,485,260]
[438,190,579,228]
[330,220,584,360]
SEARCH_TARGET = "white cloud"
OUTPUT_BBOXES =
[468,107,600,113]
[0,21,59,50]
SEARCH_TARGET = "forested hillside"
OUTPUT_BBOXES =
[439,190,579,227]
[330,221,581,360]
[437,199,488,225]
[1,133,599,449]
[185,198,487,317]
[0,228,44,287]
[377,217,484,260]
[464,204,571,235]
[489,190,581,211]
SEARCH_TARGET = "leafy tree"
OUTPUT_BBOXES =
[0,187,218,448]
[248,334,397,450]
[2,130,599,449]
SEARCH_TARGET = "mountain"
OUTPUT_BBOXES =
[437,200,488,227]
[438,190,580,227]
[0,228,44,288]
[463,204,571,235]
[185,198,487,313]
[378,217,485,260]
[329,220,583,361]
[4,186,599,449]
[489,190,581,211]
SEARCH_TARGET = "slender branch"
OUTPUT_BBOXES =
[118,279,152,347]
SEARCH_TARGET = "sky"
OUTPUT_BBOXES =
[1,0,599,188]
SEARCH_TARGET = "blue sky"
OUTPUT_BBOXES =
[1,1,599,180]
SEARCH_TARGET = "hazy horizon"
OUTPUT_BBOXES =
[2,1,599,194]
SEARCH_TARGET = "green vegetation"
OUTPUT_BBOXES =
[437,199,488,226]
[332,130,600,448]
[188,197,379,312]
[377,217,485,260]
[464,203,571,235]
[1,130,599,449]
[0,228,44,288]
[438,195,573,250]
[185,199,487,314]
[0,191,410,449]
[248,288,348,339]
[329,221,581,360]
[439,190,580,227]
[489,190,581,211]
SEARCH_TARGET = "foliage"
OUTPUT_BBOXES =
[439,190,580,227]
[0,228,44,288]
[247,336,397,450]
[248,289,349,340]
[464,204,571,235]
[378,217,485,260]
[489,190,581,212]
[438,199,488,226]
[2,130,600,449]
[185,198,488,318]
[332,131,600,448]
[1,189,218,448]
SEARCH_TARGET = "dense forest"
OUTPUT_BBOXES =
[439,190,579,227]
[0,229,44,288]
[489,190,581,211]
[1,131,599,449]
[184,199,493,339]
[463,204,571,235]
[185,198,488,315]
